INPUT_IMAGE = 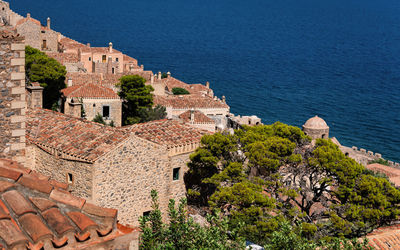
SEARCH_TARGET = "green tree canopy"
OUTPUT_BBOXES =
[25,46,67,109]
[116,75,154,125]
[185,122,400,245]
[172,87,190,95]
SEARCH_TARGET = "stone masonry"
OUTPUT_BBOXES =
[0,28,26,163]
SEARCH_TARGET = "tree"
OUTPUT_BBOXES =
[116,75,154,125]
[138,105,167,123]
[139,190,245,249]
[185,122,400,245]
[92,113,106,125]
[172,87,190,95]
[25,46,66,109]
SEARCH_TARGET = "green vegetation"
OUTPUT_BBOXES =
[117,75,155,125]
[139,190,244,249]
[183,122,400,246]
[92,113,106,125]
[369,158,390,166]
[138,105,167,123]
[172,87,190,95]
[25,46,66,109]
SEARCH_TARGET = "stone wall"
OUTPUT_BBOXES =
[93,136,171,226]
[0,30,26,162]
[28,144,94,199]
[168,153,191,203]
[79,98,122,127]
[15,20,40,50]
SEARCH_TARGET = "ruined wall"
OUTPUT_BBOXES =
[93,136,171,226]
[28,144,94,199]
[0,30,26,162]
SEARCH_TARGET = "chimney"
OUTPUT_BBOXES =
[222,95,226,103]
[87,43,90,47]
[107,56,112,73]
[157,71,162,80]
[140,64,144,69]
[67,78,73,87]
[109,42,113,53]
[151,74,154,84]
[206,81,210,89]
[27,13,31,19]
[167,71,171,78]
[190,109,195,123]
[46,17,50,29]
[26,82,44,109]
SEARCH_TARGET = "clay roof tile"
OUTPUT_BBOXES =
[67,211,98,232]
[19,213,53,242]
[2,190,35,216]
[42,208,75,235]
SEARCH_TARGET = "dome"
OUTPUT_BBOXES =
[303,115,329,129]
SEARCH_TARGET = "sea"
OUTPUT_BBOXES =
[8,0,400,162]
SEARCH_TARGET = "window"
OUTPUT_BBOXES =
[143,211,151,217]
[173,167,180,180]
[115,57,119,62]
[67,173,73,184]
[89,57,91,61]
[112,67,115,74]
[102,55,106,63]
[42,40,47,49]
[102,105,110,118]
[41,30,45,33]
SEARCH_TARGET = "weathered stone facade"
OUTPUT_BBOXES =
[0,29,26,163]
[26,82,43,108]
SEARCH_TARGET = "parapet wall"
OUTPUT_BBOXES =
[349,146,400,168]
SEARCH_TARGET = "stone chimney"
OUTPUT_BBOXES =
[68,98,82,118]
[67,78,73,87]
[222,95,226,103]
[109,42,113,53]
[190,109,195,123]
[157,71,162,80]
[107,56,112,73]
[167,72,171,78]
[26,82,43,109]
[46,17,50,29]
[87,43,90,47]
[206,81,210,89]
[140,64,144,69]
[151,74,154,84]
[27,13,30,18]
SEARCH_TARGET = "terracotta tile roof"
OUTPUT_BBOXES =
[59,37,87,51]
[154,95,229,109]
[125,119,207,147]
[163,77,210,96]
[61,83,120,99]
[0,27,22,39]
[15,16,41,27]
[123,54,138,64]
[366,224,400,249]
[46,52,79,64]
[65,72,104,86]
[26,108,129,162]
[0,158,134,249]
[80,46,122,55]
[178,110,214,124]
[366,163,400,187]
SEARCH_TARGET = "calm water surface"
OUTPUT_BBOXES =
[9,0,400,162]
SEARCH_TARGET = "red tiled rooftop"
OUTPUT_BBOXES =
[47,52,79,64]
[26,108,129,162]
[61,83,120,99]
[126,119,207,147]
[154,95,229,109]
[366,163,400,187]
[0,158,131,249]
[163,77,210,96]
[15,16,41,27]
[178,110,214,124]
[366,224,400,249]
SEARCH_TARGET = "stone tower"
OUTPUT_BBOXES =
[0,28,26,162]
[302,115,329,140]
[0,0,10,25]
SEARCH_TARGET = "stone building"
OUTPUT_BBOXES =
[61,83,122,126]
[178,109,216,132]
[302,115,330,140]
[0,28,26,163]
[26,82,43,109]
[14,14,60,52]
[26,109,207,226]
[0,158,138,249]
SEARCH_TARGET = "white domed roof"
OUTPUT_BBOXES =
[303,115,329,129]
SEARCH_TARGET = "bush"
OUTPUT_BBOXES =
[172,87,190,95]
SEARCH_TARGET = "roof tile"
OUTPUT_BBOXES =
[0,181,15,193]
[29,197,57,212]
[18,175,54,194]
[61,83,119,99]
[19,213,53,242]
[2,190,35,216]
[67,211,98,232]
[0,166,22,181]
[0,220,28,248]
[83,202,117,218]
[42,208,75,235]
[154,95,229,109]
[50,189,85,209]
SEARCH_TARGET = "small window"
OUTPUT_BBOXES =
[89,57,91,61]
[102,55,106,63]
[115,57,119,62]
[102,105,110,118]
[42,39,47,49]
[143,211,151,217]
[93,103,96,107]
[112,67,115,74]
[41,30,45,33]
[2,7,5,11]
[173,167,180,180]
[67,173,73,184]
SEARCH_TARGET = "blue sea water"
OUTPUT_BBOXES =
[8,0,400,162]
